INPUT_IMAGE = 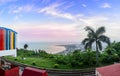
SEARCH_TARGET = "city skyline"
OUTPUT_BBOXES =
[0,0,120,42]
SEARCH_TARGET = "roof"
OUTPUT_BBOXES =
[0,27,17,34]
[96,63,120,76]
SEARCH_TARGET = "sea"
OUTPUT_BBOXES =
[18,42,79,54]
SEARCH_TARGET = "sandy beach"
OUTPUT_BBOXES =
[45,45,66,54]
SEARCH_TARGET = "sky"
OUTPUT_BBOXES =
[0,0,120,43]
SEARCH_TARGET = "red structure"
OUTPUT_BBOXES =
[96,63,120,76]
[22,67,48,76]
[0,64,19,76]
[0,29,5,50]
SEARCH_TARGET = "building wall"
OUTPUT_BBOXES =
[0,27,17,57]
[0,29,17,50]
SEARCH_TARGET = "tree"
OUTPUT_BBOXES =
[82,26,110,66]
[82,49,96,67]
[105,42,120,61]
[24,44,28,49]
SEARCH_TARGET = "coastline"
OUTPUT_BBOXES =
[56,44,78,54]
[45,45,66,54]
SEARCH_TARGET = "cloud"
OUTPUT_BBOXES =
[14,14,22,20]
[10,5,34,14]
[101,3,111,8]
[0,0,17,4]
[41,0,50,4]
[81,4,87,7]
[38,2,83,21]
[80,16,108,25]
[63,1,74,10]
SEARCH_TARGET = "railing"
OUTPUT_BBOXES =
[1,57,96,76]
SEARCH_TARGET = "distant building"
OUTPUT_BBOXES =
[0,27,17,57]
[96,63,120,76]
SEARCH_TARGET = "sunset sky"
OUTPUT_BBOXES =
[0,0,120,42]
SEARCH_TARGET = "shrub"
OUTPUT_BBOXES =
[54,55,69,65]
[53,64,59,68]
[32,61,36,65]
[14,58,18,61]
[32,62,36,65]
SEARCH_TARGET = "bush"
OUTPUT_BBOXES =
[81,51,96,66]
[53,55,69,65]
[32,61,36,65]
[53,64,59,68]
[32,62,36,65]
[14,58,18,61]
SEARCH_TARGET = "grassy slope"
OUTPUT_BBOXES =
[5,56,70,69]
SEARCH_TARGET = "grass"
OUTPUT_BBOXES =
[4,49,97,69]
[5,56,70,69]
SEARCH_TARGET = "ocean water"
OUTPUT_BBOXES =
[18,42,78,54]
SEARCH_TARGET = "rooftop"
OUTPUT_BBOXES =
[96,63,120,76]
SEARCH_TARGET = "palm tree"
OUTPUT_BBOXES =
[24,44,28,49]
[82,26,110,66]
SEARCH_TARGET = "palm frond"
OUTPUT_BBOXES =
[97,41,102,50]
[87,32,95,38]
[85,43,89,50]
[85,26,95,34]
[99,35,110,45]
[89,39,95,49]
[82,38,89,45]
[96,26,105,37]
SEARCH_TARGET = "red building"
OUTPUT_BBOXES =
[96,63,120,76]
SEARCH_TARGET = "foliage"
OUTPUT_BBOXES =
[53,64,59,68]
[81,49,96,67]
[107,42,120,57]
[103,42,120,63]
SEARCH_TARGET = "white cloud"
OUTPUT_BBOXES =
[80,16,108,25]
[11,5,34,14]
[41,0,50,4]
[14,14,22,20]
[82,4,87,7]
[63,1,74,10]
[0,0,17,4]
[38,3,83,21]
[101,3,111,8]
